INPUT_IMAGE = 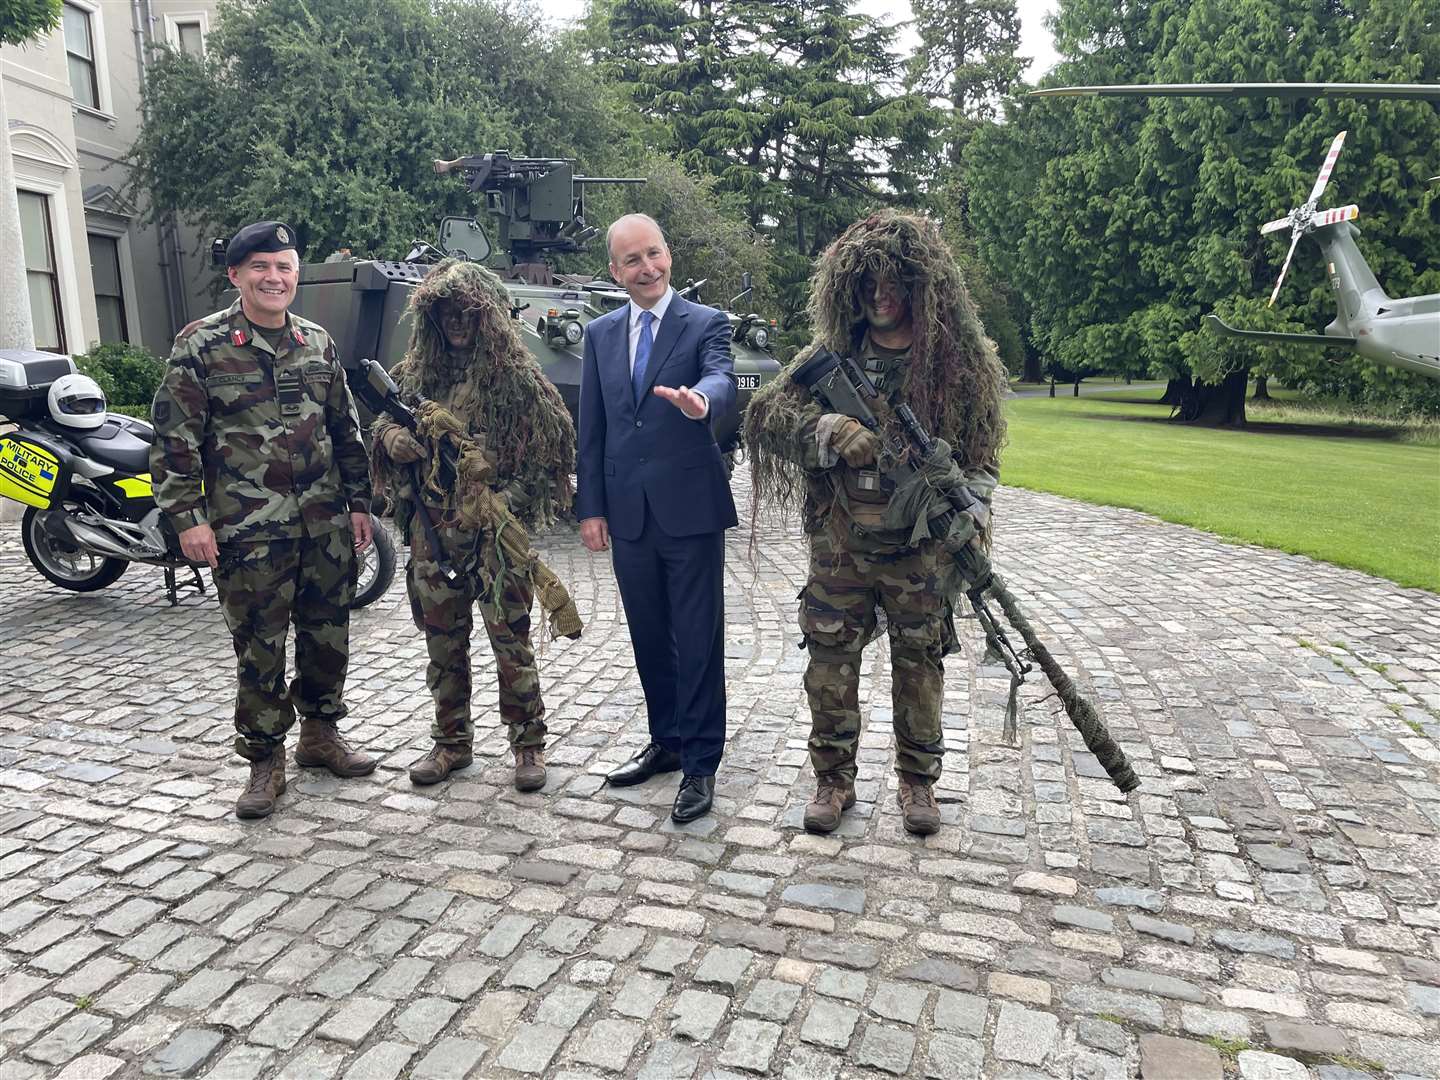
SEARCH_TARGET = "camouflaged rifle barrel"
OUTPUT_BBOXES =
[956,549,1140,794]
[793,349,1139,795]
[465,485,583,640]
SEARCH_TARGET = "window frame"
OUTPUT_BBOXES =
[163,11,210,59]
[61,0,114,117]
[86,231,133,345]
[10,126,90,354]
[18,190,68,354]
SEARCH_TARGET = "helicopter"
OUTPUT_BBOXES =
[1030,83,1440,381]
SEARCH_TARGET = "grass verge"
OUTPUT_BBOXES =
[1002,390,1440,591]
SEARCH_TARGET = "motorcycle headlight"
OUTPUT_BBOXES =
[564,320,584,345]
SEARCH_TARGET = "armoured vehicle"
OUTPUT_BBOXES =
[282,152,782,449]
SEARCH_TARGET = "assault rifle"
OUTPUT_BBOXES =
[352,360,582,639]
[793,348,1139,794]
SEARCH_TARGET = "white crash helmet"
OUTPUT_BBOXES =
[47,372,108,430]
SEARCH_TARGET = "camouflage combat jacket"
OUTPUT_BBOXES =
[797,334,998,551]
[150,300,372,543]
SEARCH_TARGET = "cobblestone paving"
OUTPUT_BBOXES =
[0,476,1437,1080]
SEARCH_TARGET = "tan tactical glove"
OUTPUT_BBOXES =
[381,426,425,464]
[829,415,881,468]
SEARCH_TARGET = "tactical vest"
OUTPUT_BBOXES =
[832,336,911,536]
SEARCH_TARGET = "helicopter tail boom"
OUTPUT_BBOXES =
[1204,314,1355,349]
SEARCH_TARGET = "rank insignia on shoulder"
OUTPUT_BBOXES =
[230,329,249,347]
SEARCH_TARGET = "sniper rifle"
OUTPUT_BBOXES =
[792,348,1139,794]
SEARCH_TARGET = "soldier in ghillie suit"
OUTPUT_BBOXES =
[150,220,377,820]
[743,211,1007,835]
[370,259,576,791]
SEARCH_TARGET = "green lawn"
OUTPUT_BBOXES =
[1002,391,1440,591]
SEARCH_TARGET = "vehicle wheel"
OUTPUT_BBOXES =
[20,507,129,592]
[350,514,396,609]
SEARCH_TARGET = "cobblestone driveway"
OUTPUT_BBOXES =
[1,477,1436,1079]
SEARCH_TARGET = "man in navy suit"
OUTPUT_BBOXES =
[576,213,737,823]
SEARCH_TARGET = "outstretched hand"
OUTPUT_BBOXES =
[653,384,708,420]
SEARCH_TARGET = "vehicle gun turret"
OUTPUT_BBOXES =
[430,152,644,283]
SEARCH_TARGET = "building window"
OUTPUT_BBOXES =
[62,3,100,110]
[175,18,204,57]
[18,191,66,353]
[88,234,129,344]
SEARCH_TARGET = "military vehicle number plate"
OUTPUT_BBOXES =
[736,374,760,390]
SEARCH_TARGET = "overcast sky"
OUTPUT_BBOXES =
[533,0,1062,81]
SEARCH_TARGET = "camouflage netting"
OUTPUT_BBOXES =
[744,210,1008,522]
[370,259,575,532]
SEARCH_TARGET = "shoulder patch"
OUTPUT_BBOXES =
[174,319,204,345]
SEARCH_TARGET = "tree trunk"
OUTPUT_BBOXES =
[1171,370,1249,426]
[1048,377,1056,398]
[1252,375,1270,400]
[1072,378,1081,397]
[1023,353,1043,383]
[1159,377,1188,405]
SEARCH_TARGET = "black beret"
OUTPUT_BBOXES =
[226,220,298,267]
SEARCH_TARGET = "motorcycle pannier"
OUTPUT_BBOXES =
[0,431,73,509]
[0,349,78,421]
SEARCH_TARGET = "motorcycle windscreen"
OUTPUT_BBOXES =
[0,432,72,508]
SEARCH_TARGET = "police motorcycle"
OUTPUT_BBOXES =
[0,350,395,607]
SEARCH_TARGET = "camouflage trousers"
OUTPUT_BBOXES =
[799,529,956,784]
[406,517,546,750]
[213,526,356,762]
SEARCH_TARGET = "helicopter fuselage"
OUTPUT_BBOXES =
[1317,221,1439,380]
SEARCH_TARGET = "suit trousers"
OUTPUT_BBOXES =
[610,504,727,776]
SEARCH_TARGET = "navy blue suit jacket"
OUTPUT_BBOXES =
[575,294,739,542]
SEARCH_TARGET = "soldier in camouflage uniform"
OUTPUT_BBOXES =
[370,260,575,791]
[149,221,377,820]
[744,211,1007,836]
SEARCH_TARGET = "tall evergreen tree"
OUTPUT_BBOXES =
[906,0,1023,168]
[591,0,926,330]
[967,0,1440,423]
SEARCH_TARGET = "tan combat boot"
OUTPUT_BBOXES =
[409,743,473,786]
[236,749,287,819]
[294,717,377,778]
[513,746,546,792]
[897,774,941,835]
[803,779,856,834]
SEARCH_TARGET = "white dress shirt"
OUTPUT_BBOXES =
[627,287,707,418]
[628,287,674,374]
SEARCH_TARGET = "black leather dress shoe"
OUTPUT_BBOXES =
[671,774,715,823]
[607,743,682,787]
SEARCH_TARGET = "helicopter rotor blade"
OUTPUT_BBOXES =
[1307,131,1347,205]
[1312,204,1359,227]
[1260,216,1294,235]
[1269,229,1303,307]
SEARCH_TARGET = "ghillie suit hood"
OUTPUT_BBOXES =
[744,210,1007,520]
[371,259,575,532]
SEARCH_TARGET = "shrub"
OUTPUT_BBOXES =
[73,342,166,409]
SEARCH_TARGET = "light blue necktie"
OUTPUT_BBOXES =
[632,309,654,404]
